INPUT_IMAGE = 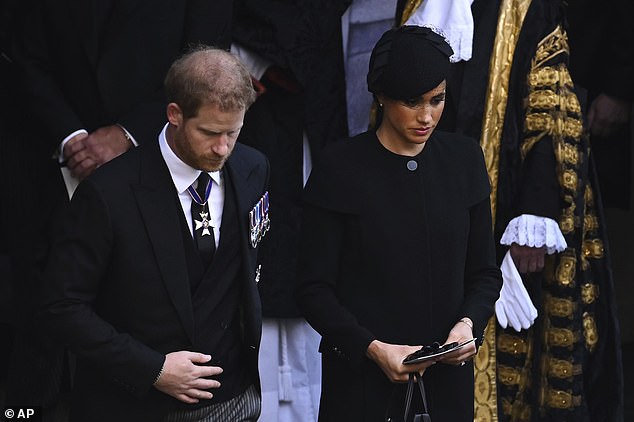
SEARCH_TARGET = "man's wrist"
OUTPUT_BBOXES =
[153,363,165,386]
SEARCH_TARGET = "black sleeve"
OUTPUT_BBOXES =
[516,137,562,220]
[38,179,164,398]
[459,196,503,343]
[295,203,376,369]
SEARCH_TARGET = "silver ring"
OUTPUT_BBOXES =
[460,361,466,366]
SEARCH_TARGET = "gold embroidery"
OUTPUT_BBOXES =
[528,89,558,109]
[584,185,594,205]
[559,215,575,234]
[561,170,578,193]
[528,66,559,88]
[521,134,546,160]
[559,66,573,87]
[498,333,529,355]
[498,365,522,385]
[525,112,553,132]
[555,142,580,167]
[564,117,583,138]
[583,215,599,233]
[555,253,576,286]
[547,328,577,348]
[545,295,575,318]
[582,239,604,259]
[583,312,599,351]
[565,92,581,114]
[475,318,500,422]
[545,389,582,409]
[500,399,531,421]
[581,283,599,304]
[534,26,569,69]
[546,357,582,379]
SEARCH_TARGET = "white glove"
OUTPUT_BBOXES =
[495,251,538,331]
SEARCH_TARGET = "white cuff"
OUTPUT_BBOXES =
[500,214,567,254]
[57,129,88,163]
[230,43,272,80]
[116,124,138,147]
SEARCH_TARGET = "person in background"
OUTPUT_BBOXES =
[396,0,624,420]
[567,0,634,209]
[231,1,350,420]
[296,26,501,421]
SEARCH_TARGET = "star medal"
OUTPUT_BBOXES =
[194,211,212,236]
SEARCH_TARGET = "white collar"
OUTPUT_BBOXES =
[158,123,222,194]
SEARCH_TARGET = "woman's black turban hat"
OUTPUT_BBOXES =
[367,25,454,100]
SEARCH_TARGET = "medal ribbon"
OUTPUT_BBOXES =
[187,173,212,205]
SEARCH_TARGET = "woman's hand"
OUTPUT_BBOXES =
[436,318,476,366]
[366,340,436,383]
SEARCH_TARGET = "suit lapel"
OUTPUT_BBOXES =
[225,146,257,264]
[133,141,195,343]
[225,146,264,348]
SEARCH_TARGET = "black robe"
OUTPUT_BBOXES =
[296,130,501,421]
[394,1,624,420]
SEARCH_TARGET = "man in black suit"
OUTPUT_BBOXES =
[5,1,231,419]
[567,0,634,209]
[39,47,268,421]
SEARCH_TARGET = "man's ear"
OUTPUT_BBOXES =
[166,103,183,127]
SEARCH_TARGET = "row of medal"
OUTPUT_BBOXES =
[249,191,270,248]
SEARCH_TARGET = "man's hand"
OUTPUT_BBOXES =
[510,243,545,273]
[64,124,133,180]
[366,340,435,383]
[588,93,632,138]
[436,318,475,366]
[153,351,223,404]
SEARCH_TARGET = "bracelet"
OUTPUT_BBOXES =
[153,364,164,385]
[458,318,473,330]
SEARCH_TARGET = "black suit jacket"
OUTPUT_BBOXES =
[40,139,269,422]
[4,2,232,406]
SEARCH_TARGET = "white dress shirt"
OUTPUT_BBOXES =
[158,124,223,247]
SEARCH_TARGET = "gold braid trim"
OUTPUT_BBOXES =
[475,2,532,421]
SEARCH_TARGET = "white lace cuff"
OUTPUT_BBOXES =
[500,214,567,254]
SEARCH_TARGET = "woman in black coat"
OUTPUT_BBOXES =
[295,26,502,421]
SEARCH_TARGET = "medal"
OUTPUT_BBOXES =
[249,191,271,248]
[188,174,214,237]
[194,211,212,236]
